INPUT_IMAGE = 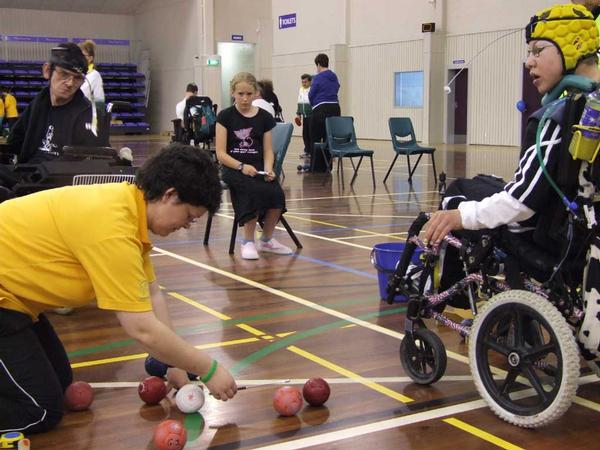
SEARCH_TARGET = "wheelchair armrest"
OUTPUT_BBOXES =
[62,146,118,160]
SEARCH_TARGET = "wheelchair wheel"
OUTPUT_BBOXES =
[469,290,579,428]
[400,328,447,385]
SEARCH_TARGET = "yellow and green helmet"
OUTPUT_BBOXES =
[526,3,599,72]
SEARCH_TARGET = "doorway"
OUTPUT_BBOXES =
[217,42,256,109]
[446,69,468,144]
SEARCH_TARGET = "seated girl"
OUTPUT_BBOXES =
[215,72,292,260]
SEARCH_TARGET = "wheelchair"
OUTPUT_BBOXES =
[387,212,589,428]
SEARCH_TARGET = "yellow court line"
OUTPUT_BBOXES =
[276,332,296,338]
[154,246,471,367]
[573,396,600,413]
[71,337,260,369]
[287,345,413,403]
[236,323,267,336]
[443,418,525,450]
[168,291,231,320]
[168,291,270,337]
[284,213,405,241]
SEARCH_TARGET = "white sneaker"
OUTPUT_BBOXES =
[241,241,259,260]
[256,238,293,255]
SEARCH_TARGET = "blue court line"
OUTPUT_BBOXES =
[156,239,379,280]
[291,253,378,280]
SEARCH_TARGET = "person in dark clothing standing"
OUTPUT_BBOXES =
[7,43,100,164]
[309,53,340,172]
[259,79,283,121]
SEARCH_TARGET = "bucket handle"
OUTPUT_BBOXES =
[370,248,398,275]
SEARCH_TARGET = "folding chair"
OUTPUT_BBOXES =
[384,117,436,184]
[203,122,302,254]
[320,116,375,188]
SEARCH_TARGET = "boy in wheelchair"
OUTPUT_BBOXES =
[388,4,600,428]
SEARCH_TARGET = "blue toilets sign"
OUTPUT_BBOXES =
[279,13,297,29]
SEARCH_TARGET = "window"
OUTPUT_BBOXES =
[394,71,424,107]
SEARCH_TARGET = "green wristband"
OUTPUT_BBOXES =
[200,359,218,383]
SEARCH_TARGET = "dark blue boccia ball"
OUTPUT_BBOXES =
[516,100,527,113]
[145,355,168,378]
[145,355,198,380]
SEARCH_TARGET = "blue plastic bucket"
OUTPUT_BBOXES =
[371,242,422,302]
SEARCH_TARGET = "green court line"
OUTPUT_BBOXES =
[230,306,407,376]
[66,296,384,358]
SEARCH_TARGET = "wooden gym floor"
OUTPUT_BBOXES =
[28,136,599,449]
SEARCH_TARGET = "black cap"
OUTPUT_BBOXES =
[49,43,87,74]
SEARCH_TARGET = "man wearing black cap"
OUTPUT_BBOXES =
[7,42,100,163]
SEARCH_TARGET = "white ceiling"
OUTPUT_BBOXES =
[0,0,146,15]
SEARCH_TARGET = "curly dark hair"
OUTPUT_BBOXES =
[136,144,222,214]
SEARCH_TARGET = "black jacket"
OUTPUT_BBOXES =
[8,86,100,163]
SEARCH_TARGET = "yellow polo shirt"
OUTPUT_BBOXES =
[0,182,155,319]
[3,93,18,118]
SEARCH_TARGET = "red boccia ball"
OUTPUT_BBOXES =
[64,381,94,411]
[272,386,303,416]
[153,419,187,450]
[138,376,167,405]
[303,377,330,406]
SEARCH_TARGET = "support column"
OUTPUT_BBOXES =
[423,0,446,145]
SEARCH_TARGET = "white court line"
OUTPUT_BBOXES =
[282,190,439,202]
[254,400,488,450]
[252,375,600,450]
[153,246,471,367]
[88,375,485,389]
[281,212,418,219]
[210,212,375,251]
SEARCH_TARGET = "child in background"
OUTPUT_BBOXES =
[215,72,293,260]
[79,40,105,105]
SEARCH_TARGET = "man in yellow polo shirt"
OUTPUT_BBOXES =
[0,86,18,134]
[0,143,238,434]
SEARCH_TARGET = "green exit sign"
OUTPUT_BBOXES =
[207,58,220,66]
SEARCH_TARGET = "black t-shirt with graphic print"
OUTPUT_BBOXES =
[32,101,93,162]
[217,106,276,170]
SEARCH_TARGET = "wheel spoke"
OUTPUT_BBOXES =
[499,367,520,397]
[523,343,555,361]
[523,363,549,403]
[484,335,512,356]
[513,309,525,347]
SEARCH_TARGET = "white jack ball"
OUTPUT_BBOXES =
[175,384,205,413]
[443,85,452,94]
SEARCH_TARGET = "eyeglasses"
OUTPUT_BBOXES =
[54,67,85,84]
[526,44,554,59]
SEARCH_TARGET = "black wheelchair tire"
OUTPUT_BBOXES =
[469,290,579,428]
[400,328,447,385]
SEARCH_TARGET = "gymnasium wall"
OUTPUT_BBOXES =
[134,0,205,133]
[270,0,565,146]
[214,0,273,82]
[0,7,134,62]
